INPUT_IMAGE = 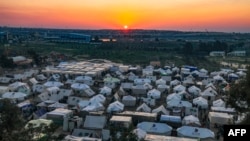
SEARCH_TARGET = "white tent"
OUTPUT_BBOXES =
[173,84,186,93]
[157,84,169,93]
[137,122,172,136]
[166,93,181,102]
[90,94,106,104]
[213,75,224,81]
[177,90,191,100]
[29,78,38,85]
[71,83,89,90]
[147,89,161,99]
[182,115,201,126]
[122,95,136,106]
[160,115,182,124]
[172,67,180,73]
[236,71,246,77]
[43,81,63,88]
[36,74,47,81]
[182,79,194,86]
[83,88,95,97]
[117,86,126,96]
[170,79,181,87]
[192,97,208,109]
[199,68,208,74]
[46,86,60,94]
[77,100,89,110]
[228,73,239,80]
[75,76,94,86]
[9,82,27,90]
[99,86,112,96]
[107,101,124,113]
[141,97,155,107]
[155,78,166,85]
[167,100,192,109]
[14,74,27,81]
[211,107,236,114]
[152,105,169,115]
[82,102,105,112]
[2,92,27,101]
[177,126,214,139]
[208,112,233,125]
[188,86,201,96]
[32,84,46,93]
[143,83,153,90]
[200,87,217,100]
[136,103,151,113]
[48,102,68,110]
[213,99,225,107]
[205,83,216,90]
[132,128,147,140]
[75,75,92,82]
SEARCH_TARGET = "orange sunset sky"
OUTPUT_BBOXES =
[0,0,250,32]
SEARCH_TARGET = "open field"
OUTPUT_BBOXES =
[0,40,249,72]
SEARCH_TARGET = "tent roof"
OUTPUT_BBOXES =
[177,126,214,139]
[137,122,172,134]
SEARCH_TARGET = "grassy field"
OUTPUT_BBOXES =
[1,41,248,71]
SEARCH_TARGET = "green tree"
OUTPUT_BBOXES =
[182,42,193,55]
[0,99,59,141]
[227,66,250,124]
[0,54,16,68]
[27,49,41,66]
[0,99,25,141]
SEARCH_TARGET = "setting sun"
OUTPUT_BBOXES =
[124,25,128,29]
[0,0,250,32]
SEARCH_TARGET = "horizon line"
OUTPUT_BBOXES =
[0,25,249,34]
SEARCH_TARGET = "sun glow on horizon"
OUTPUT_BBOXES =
[124,25,128,29]
[0,0,250,32]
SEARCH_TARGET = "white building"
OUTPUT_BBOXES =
[209,51,225,56]
[227,50,246,56]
